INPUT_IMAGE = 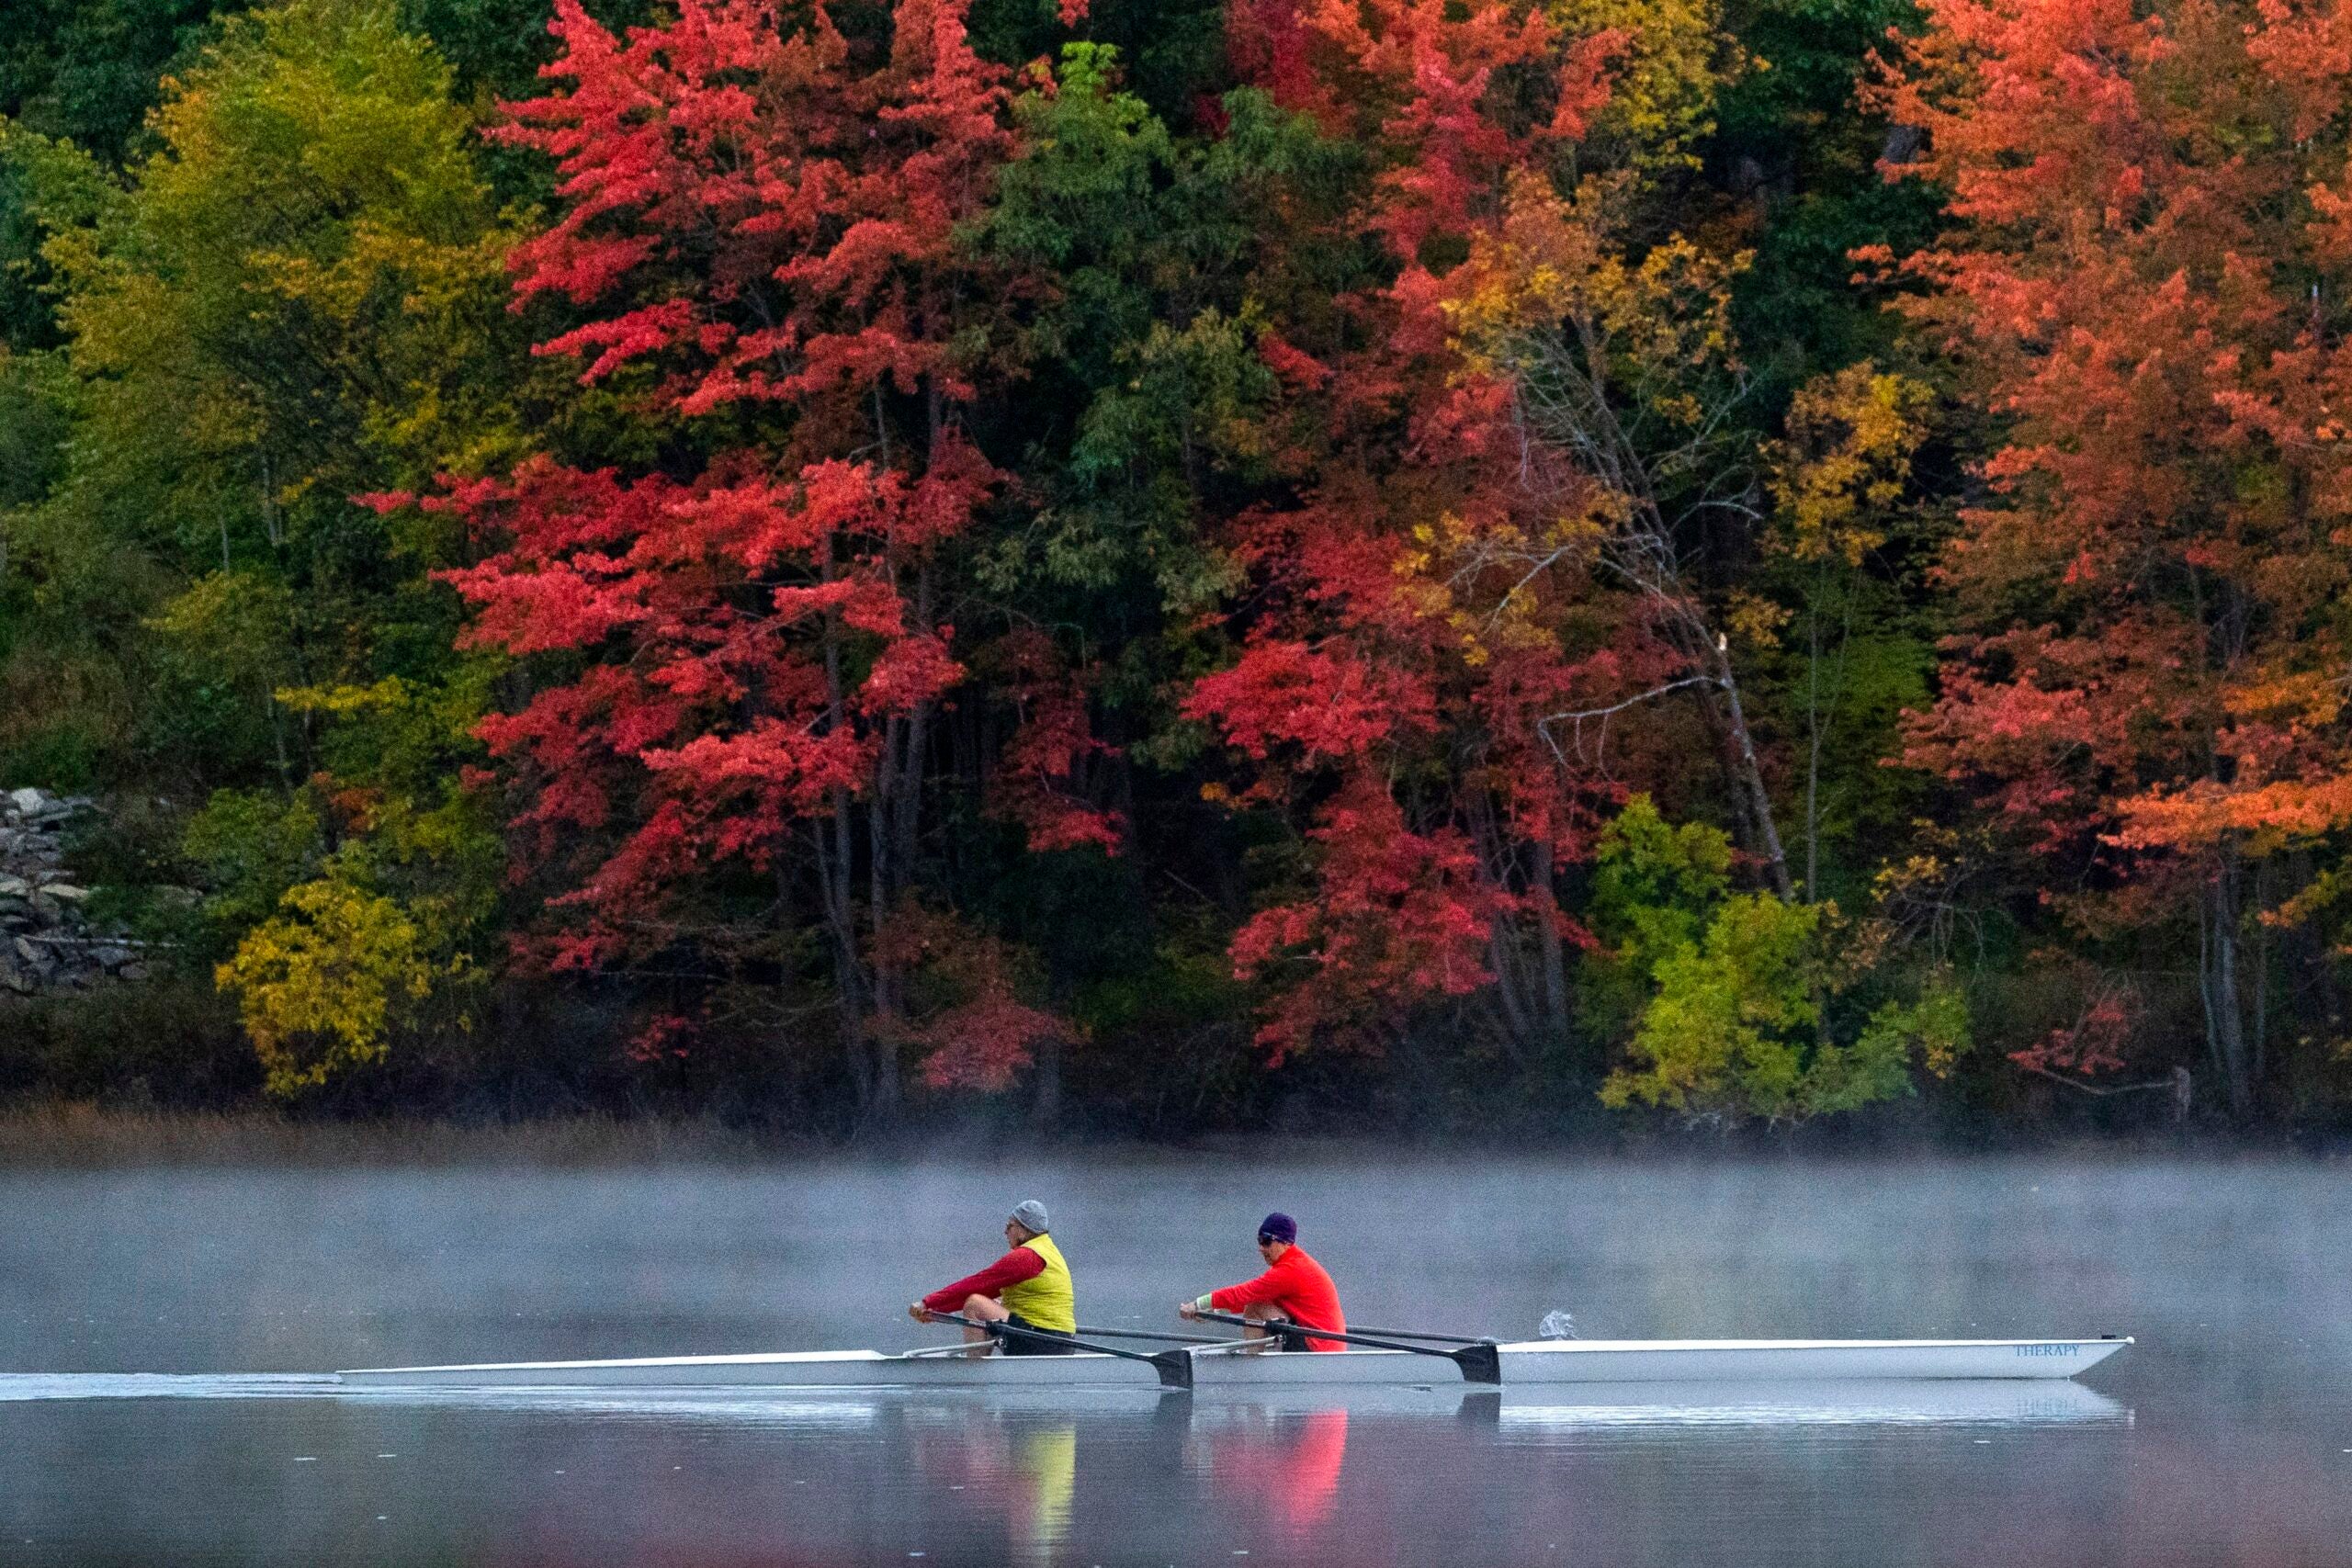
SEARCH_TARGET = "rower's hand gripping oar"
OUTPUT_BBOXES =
[933,1313,1193,1390]
[1193,1309,1503,1384]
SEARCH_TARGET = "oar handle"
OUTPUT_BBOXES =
[1193,1310,1502,1384]
[933,1313,1194,1391]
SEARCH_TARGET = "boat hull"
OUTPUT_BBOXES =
[336,1337,2128,1391]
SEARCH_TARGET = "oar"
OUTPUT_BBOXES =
[1193,1309,1502,1384]
[1069,1324,1244,1346]
[932,1313,1194,1390]
[1328,1324,1491,1346]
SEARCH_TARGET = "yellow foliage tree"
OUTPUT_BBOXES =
[1547,0,1744,171]
[1766,364,1933,570]
[217,876,464,1097]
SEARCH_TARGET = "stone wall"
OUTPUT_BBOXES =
[0,788,152,996]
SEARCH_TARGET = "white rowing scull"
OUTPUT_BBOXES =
[337,1335,2131,1391]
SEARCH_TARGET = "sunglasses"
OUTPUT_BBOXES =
[1257,1233,1279,1246]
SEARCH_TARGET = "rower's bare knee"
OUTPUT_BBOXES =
[957,1294,1007,1350]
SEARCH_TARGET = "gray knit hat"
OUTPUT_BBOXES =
[1009,1200,1050,1234]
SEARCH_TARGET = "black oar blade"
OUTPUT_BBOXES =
[1452,1340,1503,1385]
[1150,1348,1195,1391]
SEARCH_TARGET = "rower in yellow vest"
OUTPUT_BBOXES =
[910,1200,1078,1355]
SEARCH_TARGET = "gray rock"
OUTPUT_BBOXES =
[6,786,46,816]
[93,945,132,968]
[118,961,150,982]
[38,883,90,902]
[0,874,28,897]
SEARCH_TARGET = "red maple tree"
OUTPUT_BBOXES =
[1182,0,1635,1061]
[413,0,1066,1111]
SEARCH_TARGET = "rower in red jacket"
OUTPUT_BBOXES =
[1177,1212,1346,1350]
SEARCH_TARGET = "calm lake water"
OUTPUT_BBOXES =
[1,1153,2346,1566]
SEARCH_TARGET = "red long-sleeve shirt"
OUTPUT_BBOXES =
[922,1247,1046,1314]
[1207,1245,1347,1349]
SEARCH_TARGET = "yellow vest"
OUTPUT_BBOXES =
[999,1233,1075,1334]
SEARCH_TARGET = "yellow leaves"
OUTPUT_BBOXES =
[216,876,467,1098]
[1442,172,1611,340]
[1444,172,1748,443]
[1726,589,1791,650]
[40,0,528,510]
[144,572,299,696]
[1871,851,1950,904]
[276,675,411,716]
[1767,363,1932,566]
[1544,0,1744,172]
[2223,667,2345,728]
[1384,506,1597,670]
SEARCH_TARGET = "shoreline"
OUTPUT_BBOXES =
[0,1102,2342,1169]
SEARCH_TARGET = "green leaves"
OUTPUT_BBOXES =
[1589,794,1735,963]
[1591,795,1965,1123]
[0,0,526,1094]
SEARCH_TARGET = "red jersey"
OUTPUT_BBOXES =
[922,1247,1046,1314]
[1206,1245,1347,1350]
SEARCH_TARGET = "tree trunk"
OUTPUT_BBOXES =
[817,537,892,1121]
[1716,648,1795,903]
[1030,1039,1062,1129]
[2199,852,2252,1118]
[1532,845,1571,1048]
[865,713,904,1124]
[1486,920,1533,1059]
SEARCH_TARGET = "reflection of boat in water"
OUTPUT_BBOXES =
[334,1336,2132,1391]
[1486,1379,2131,1431]
[298,1377,2128,1431]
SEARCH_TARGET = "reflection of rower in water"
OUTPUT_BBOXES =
[1191,1406,1350,1538]
[908,1200,1078,1356]
[1177,1212,1347,1349]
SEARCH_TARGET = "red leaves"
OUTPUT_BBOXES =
[498,0,1014,418]
[858,635,966,716]
[2008,976,2138,1077]
[1230,779,1515,1063]
[1182,0,1635,1053]
[912,994,1070,1089]
[437,446,985,952]
[1255,328,1333,391]
[1184,638,1436,765]
[437,0,1023,986]
[984,631,1124,856]
[873,903,1075,1090]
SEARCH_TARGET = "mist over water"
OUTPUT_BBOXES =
[1,1155,2345,1565]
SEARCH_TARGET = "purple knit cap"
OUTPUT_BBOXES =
[1258,1212,1297,1244]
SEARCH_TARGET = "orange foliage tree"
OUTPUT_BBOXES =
[1882,0,2352,1110]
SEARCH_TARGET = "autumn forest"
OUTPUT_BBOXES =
[2,0,2349,1136]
